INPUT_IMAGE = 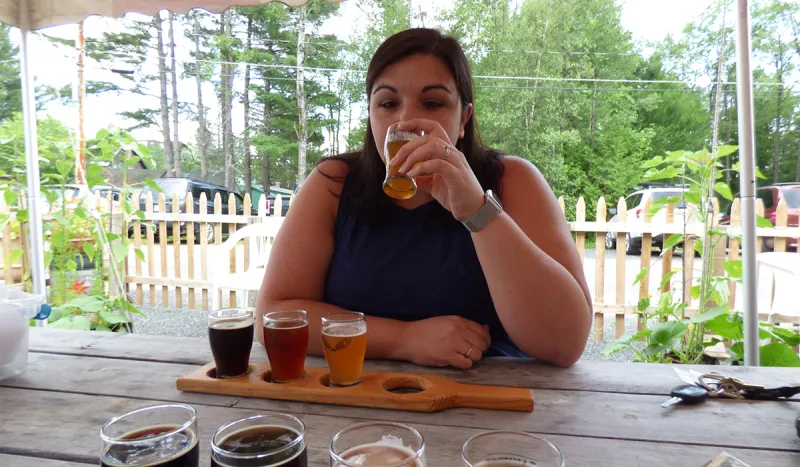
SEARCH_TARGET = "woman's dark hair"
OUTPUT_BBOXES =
[321,28,504,221]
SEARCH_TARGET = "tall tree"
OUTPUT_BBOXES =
[243,15,254,194]
[0,24,21,122]
[192,14,209,178]
[153,12,174,175]
[169,12,182,177]
[296,4,309,184]
[219,9,236,188]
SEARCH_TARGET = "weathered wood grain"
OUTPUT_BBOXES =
[28,330,800,396]
[0,454,90,466]
[6,353,799,452]
[1,388,797,467]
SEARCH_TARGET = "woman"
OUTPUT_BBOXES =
[256,28,591,368]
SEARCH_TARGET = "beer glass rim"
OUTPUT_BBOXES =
[100,403,197,445]
[321,311,365,324]
[264,309,308,322]
[461,431,564,467]
[329,421,425,467]
[208,308,253,321]
[211,413,306,460]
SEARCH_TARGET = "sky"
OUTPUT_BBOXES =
[16,0,715,153]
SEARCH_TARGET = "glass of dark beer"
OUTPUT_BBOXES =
[209,308,255,378]
[263,310,309,383]
[330,422,425,467]
[461,431,564,467]
[101,403,199,467]
[211,413,307,467]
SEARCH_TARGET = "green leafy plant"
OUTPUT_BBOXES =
[47,294,141,332]
[604,145,799,366]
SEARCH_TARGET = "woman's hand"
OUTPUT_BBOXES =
[397,315,491,369]
[391,119,485,222]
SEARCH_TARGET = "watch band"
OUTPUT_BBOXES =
[462,189,503,232]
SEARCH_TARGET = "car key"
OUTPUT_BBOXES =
[661,384,709,408]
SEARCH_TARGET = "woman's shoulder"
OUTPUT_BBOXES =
[498,155,549,192]
[307,153,357,197]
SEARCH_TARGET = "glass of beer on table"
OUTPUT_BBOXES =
[211,414,307,467]
[383,122,423,200]
[322,311,367,387]
[100,403,199,467]
[263,310,309,383]
[209,308,254,378]
[461,431,564,467]
[330,422,426,467]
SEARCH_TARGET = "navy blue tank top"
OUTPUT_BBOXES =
[324,171,528,357]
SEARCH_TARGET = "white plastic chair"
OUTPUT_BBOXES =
[210,218,283,310]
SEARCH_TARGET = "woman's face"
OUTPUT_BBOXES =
[369,53,473,160]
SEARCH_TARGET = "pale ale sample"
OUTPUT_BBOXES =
[101,404,199,467]
[321,312,367,387]
[330,422,425,467]
[461,432,563,467]
[264,310,309,383]
[383,123,422,200]
[211,414,308,467]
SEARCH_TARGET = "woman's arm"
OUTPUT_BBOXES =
[255,161,409,359]
[472,156,592,367]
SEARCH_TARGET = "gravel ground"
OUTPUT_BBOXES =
[131,290,639,363]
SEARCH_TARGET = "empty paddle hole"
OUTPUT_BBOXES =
[207,364,255,379]
[382,376,430,394]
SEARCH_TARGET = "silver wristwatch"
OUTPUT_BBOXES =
[462,189,503,232]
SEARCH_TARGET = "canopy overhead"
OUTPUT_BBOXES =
[0,0,341,30]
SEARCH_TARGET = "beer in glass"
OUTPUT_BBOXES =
[383,123,422,200]
[321,312,367,387]
[264,310,309,383]
[330,422,425,467]
[101,404,199,467]
[211,414,307,467]
[461,431,564,467]
[209,309,254,378]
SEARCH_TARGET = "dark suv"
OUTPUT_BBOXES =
[136,178,253,242]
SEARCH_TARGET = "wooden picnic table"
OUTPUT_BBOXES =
[0,328,798,466]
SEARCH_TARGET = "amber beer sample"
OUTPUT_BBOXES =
[321,312,367,387]
[209,309,254,378]
[101,404,199,467]
[211,414,307,467]
[382,123,422,200]
[264,310,309,383]
[330,422,426,467]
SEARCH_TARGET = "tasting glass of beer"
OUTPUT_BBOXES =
[330,422,425,467]
[321,311,367,387]
[383,122,423,200]
[100,403,199,467]
[264,310,309,383]
[211,414,307,467]
[461,431,564,467]
[209,308,254,378]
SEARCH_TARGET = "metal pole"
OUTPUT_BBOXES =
[735,0,758,366]
[19,0,48,316]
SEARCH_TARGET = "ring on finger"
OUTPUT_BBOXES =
[441,144,452,162]
[465,346,473,358]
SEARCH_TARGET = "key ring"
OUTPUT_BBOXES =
[698,374,742,399]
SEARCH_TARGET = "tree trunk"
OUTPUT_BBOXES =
[262,79,272,189]
[243,16,253,196]
[589,80,597,150]
[194,16,208,179]
[725,87,732,186]
[796,122,800,182]
[222,10,235,188]
[168,12,181,177]
[773,54,783,183]
[154,12,174,175]
[296,4,309,184]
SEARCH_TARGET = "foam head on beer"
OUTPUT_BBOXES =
[335,436,423,467]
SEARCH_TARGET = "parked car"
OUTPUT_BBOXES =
[134,178,253,242]
[720,183,800,251]
[605,185,696,255]
[265,186,294,217]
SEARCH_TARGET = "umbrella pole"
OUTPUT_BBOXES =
[734,0,758,366]
[19,0,48,312]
